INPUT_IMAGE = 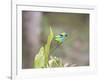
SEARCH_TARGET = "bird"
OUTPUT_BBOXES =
[51,32,68,54]
[54,32,68,44]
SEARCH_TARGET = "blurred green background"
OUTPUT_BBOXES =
[22,11,89,69]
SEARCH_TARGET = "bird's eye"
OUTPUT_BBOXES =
[59,34,63,36]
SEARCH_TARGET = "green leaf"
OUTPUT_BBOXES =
[33,47,45,68]
[44,27,54,66]
[33,27,54,68]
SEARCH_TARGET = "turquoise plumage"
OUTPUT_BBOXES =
[51,32,68,53]
[54,32,68,44]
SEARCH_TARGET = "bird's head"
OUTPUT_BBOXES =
[54,32,68,44]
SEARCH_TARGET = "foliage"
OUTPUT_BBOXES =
[33,27,54,68]
[33,47,45,68]
[48,56,64,67]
